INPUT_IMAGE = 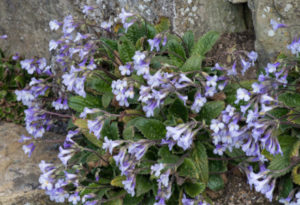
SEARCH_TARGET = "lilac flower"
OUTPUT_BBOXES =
[80,107,99,118]
[47,188,69,203]
[112,80,134,107]
[241,58,251,75]
[82,5,94,14]
[206,75,218,87]
[148,36,162,51]
[227,61,237,76]
[52,97,68,110]
[151,163,165,177]
[248,51,258,66]
[287,38,300,56]
[87,117,104,139]
[210,119,225,133]
[39,172,55,190]
[12,53,20,61]
[102,136,121,154]
[19,135,31,143]
[191,92,207,113]
[213,144,225,155]
[265,62,280,74]
[119,8,133,24]
[39,160,53,173]
[133,51,146,64]
[124,21,135,32]
[119,63,132,76]
[21,59,35,74]
[58,146,75,166]
[62,15,77,34]
[213,63,224,71]
[74,32,88,42]
[270,19,286,31]
[182,194,194,205]
[0,35,8,39]
[68,192,81,204]
[49,40,59,51]
[122,176,136,196]
[101,21,113,31]
[205,86,217,97]
[235,88,250,104]
[22,143,35,157]
[49,20,61,31]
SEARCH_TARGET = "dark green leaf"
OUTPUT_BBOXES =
[118,36,136,63]
[155,17,171,33]
[191,142,209,183]
[192,31,220,56]
[158,146,179,164]
[101,120,119,140]
[182,31,195,56]
[167,39,186,66]
[279,176,293,198]
[102,93,114,108]
[178,158,198,179]
[135,175,153,197]
[68,94,102,112]
[181,54,203,72]
[207,175,224,191]
[197,101,225,122]
[168,98,188,122]
[134,118,166,140]
[183,181,206,197]
[278,93,300,110]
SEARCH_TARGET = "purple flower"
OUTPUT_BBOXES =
[213,63,224,71]
[112,80,134,107]
[191,92,207,113]
[122,176,136,197]
[270,19,286,31]
[182,194,194,205]
[87,117,104,139]
[227,62,237,76]
[151,163,165,177]
[100,21,113,31]
[58,146,75,166]
[52,97,68,110]
[12,53,20,61]
[241,58,251,75]
[19,134,31,143]
[206,75,218,87]
[39,160,53,173]
[39,172,55,190]
[210,119,225,133]
[265,62,280,74]
[102,136,121,154]
[49,20,61,31]
[119,8,133,24]
[0,35,8,39]
[79,107,99,118]
[119,63,132,76]
[82,5,94,14]
[148,36,162,51]
[235,88,251,104]
[133,51,146,64]
[20,59,35,74]
[287,38,300,55]
[68,192,80,204]
[49,40,59,51]
[248,51,258,66]
[128,142,147,160]
[22,143,35,157]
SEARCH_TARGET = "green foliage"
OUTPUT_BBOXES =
[191,31,220,56]
[0,51,29,123]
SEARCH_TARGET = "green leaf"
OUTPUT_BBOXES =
[181,54,203,72]
[178,158,199,179]
[133,118,166,140]
[111,176,126,187]
[123,126,136,140]
[155,17,171,33]
[135,175,153,197]
[191,31,220,56]
[268,154,290,177]
[279,176,293,198]
[123,195,144,205]
[183,181,206,198]
[182,31,195,56]
[292,164,300,185]
[68,94,102,112]
[168,98,188,122]
[207,175,224,191]
[167,39,186,66]
[118,36,136,63]
[197,101,225,122]
[158,146,179,164]
[86,74,112,94]
[101,120,119,140]
[278,93,300,110]
[102,93,114,108]
[0,90,7,99]
[191,142,209,183]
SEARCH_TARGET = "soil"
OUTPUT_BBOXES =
[205,30,258,79]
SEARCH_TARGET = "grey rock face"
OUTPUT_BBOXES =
[0,122,60,205]
[0,0,79,59]
[248,0,300,65]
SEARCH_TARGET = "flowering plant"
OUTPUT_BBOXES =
[0,49,27,123]
[13,6,300,205]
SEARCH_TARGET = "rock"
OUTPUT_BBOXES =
[0,0,247,59]
[228,0,248,3]
[0,0,79,59]
[248,0,300,65]
[0,122,61,205]
[76,0,247,37]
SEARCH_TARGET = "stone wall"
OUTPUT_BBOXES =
[0,0,299,65]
